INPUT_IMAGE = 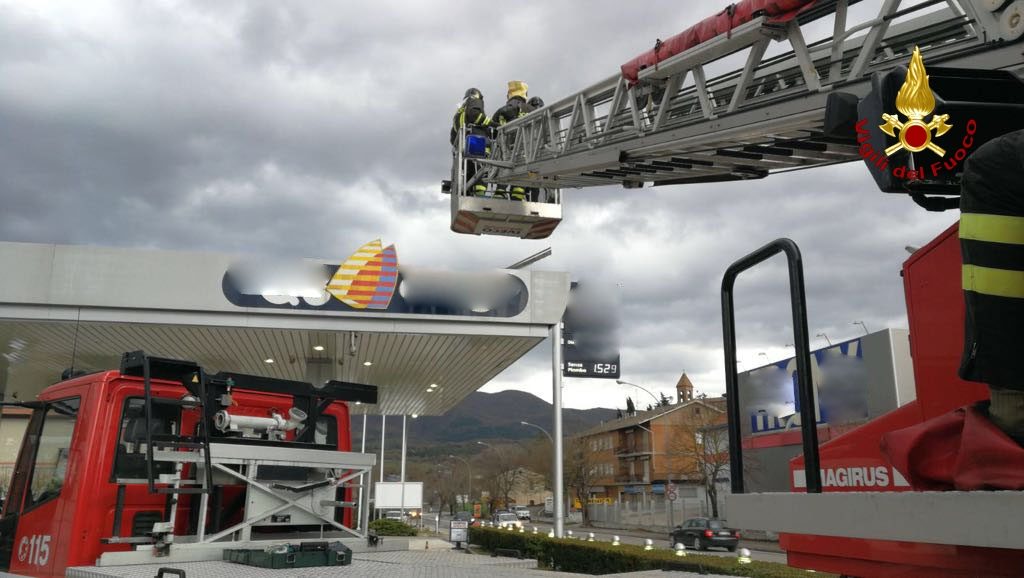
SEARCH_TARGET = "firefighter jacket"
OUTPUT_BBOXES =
[450,96,490,145]
[492,96,528,126]
[957,129,1024,390]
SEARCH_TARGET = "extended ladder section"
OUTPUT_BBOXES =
[488,0,1024,190]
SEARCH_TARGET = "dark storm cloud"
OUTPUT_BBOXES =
[0,1,957,408]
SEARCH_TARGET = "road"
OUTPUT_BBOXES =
[430,513,788,565]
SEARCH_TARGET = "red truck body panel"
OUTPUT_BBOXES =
[782,224,1024,576]
[1,371,352,577]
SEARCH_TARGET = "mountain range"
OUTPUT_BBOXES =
[351,389,617,450]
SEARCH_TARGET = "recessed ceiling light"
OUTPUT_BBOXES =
[264,358,275,364]
[471,306,490,313]
[363,361,373,367]
[429,383,438,388]
[313,345,325,352]
[426,388,434,393]
[411,414,418,419]
[355,401,362,405]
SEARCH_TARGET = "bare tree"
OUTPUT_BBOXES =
[520,436,552,493]
[479,445,525,510]
[563,436,598,526]
[421,462,459,514]
[668,412,730,518]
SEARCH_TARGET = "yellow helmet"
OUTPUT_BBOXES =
[507,80,528,100]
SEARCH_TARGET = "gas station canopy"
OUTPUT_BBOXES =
[0,241,569,416]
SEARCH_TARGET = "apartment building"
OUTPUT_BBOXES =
[575,374,726,502]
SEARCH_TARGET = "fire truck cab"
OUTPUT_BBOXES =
[0,351,375,577]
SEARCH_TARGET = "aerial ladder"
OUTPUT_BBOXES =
[446,0,1024,575]
[447,0,1024,237]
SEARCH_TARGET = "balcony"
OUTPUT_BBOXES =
[615,444,651,459]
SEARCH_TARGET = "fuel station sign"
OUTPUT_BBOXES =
[561,282,621,379]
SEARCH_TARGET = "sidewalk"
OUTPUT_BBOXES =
[70,550,736,578]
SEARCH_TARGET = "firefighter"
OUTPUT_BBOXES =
[492,80,529,126]
[957,128,1024,443]
[451,87,491,195]
[526,96,544,112]
[492,81,530,201]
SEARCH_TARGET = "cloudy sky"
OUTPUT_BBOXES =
[0,1,957,411]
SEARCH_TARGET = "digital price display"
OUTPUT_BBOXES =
[561,282,621,379]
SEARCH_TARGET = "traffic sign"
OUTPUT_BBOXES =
[450,520,469,543]
[666,482,677,501]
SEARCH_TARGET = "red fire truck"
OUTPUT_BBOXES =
[454,0,1024,574]
[0,351,375,577]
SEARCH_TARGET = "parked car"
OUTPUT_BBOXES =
[513,505,531,520]
[494,511,522,529]
[670,518,739,551]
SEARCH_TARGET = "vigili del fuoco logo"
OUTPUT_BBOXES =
[879,46,952,157]
[856,46,978,180]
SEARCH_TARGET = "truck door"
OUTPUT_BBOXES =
[0,398,80,577]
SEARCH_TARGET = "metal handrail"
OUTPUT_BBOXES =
[720,238,821,494]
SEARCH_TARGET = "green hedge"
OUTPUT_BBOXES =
[468,527,831,578]
[368,518,418,536]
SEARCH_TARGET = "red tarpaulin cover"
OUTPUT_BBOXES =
[620,0,820,85]
[881,405,1024,491]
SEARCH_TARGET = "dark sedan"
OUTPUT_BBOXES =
[670,517,740,551]
[453,511,480,527]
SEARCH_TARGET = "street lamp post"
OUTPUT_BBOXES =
[816,333,833,346]
[520,421,554,442]
[448,455,472,513]
[852,321,869,335]
[615,379,663,407]
[476,440,506,459]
